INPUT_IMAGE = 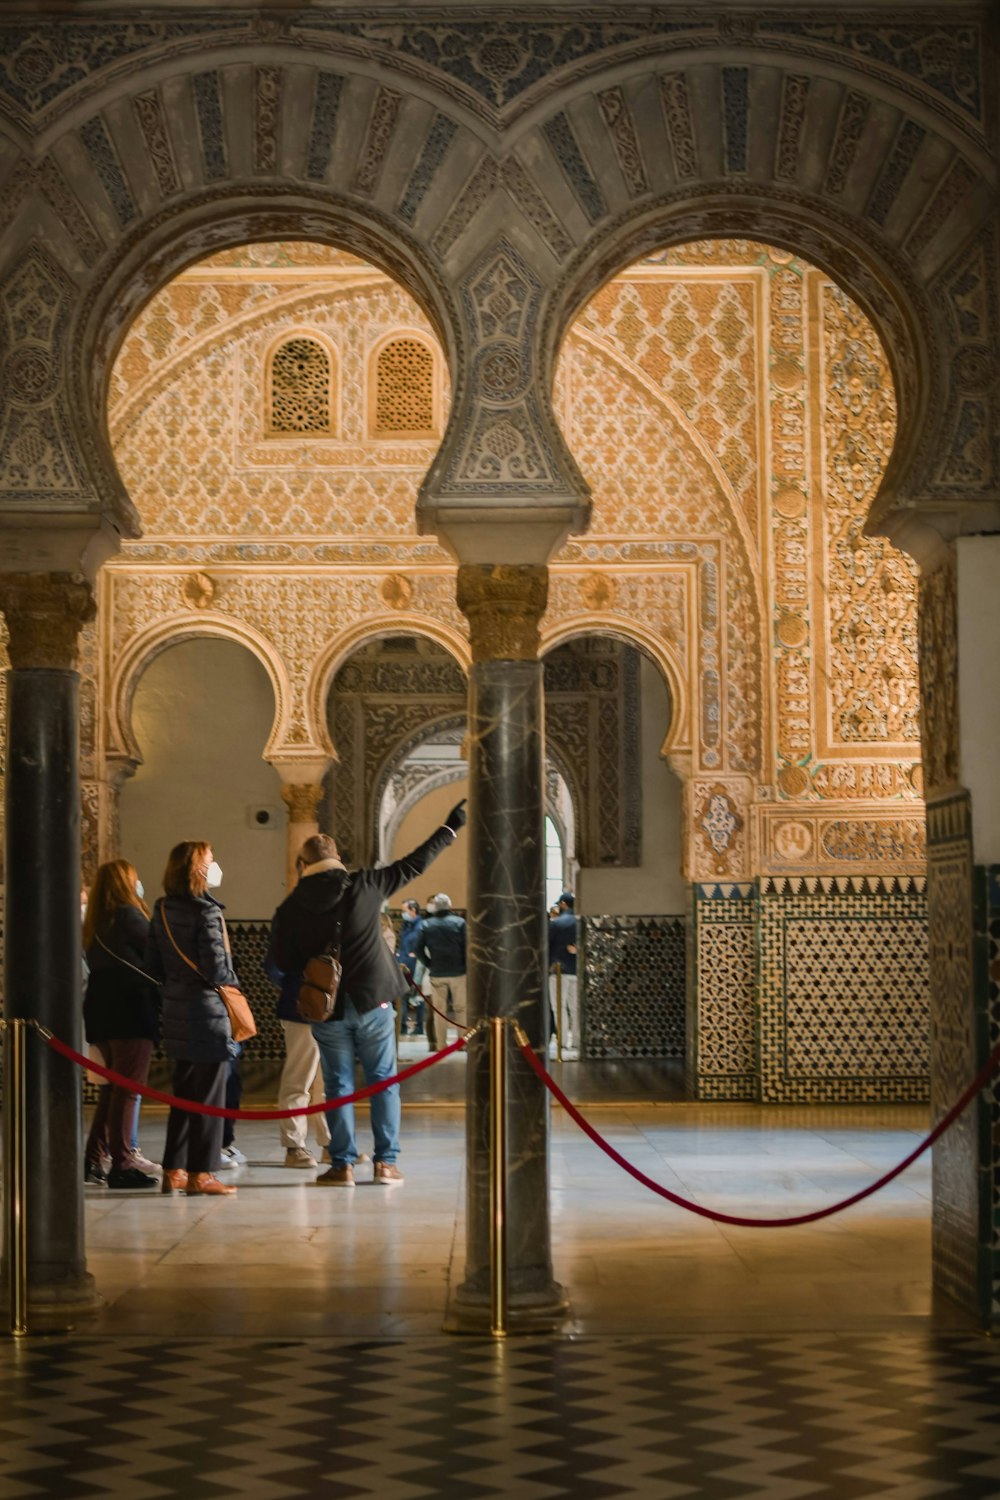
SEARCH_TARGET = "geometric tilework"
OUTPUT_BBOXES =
[758,883,930,1105]
[1,1333,1000,1498]
[581,916,686,1059]
[688,884,756,1101]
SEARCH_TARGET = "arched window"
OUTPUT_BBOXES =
[268,336,332,434]
[373,337,436,437]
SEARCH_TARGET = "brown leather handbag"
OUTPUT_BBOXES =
[161,907,257,1043]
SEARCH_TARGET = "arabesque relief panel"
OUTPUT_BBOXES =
[87,240,924,888]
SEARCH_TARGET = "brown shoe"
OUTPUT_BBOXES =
[161,1169,188,1195]
[315,1165,354,1187]
[186,1172,236,1196]
[373,1162,404,1186]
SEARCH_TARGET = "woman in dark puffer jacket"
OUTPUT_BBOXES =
[145,840,238,1197]
[83,859,161,1190]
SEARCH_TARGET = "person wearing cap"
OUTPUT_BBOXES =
[419,892,467,1043]
[265,800,467,1187]
[548,891,580,1056]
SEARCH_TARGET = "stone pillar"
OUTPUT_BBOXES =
[449,564,567,1330]
[280,781,324,889]
[269,758,333,892]
[0,572,99,1322]
[919,540,1000,1330]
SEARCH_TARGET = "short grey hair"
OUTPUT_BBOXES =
[431,892,452,910]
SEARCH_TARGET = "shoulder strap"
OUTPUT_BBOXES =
[94,932,160,987]
[161,906,208,984]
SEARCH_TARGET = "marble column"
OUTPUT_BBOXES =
[0,572,99,1322]
[449,565,567,1330]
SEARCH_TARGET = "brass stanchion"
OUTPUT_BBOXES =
[554,964,563,1063]
[3,1020,29,1337]
[489,1015,507,1339]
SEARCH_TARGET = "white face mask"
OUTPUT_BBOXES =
[135,879,144,900]
[205,861,223,889]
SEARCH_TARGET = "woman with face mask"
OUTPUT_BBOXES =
[144,842,239,1197]
[82,860,161,1189]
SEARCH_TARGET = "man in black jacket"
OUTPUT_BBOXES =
[266,800,466,1187]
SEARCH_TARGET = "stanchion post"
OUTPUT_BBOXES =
[489,1015,507,1339]
[554,964,563,1063]
[3,1020,29,1337]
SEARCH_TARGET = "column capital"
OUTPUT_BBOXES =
[280,782,324,823]
[0,572,96,670]
[456,564,548,663]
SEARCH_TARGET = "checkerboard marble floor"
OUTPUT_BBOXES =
[4,1080,997,1498]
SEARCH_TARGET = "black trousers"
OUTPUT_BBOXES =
[162,1059,227,1174]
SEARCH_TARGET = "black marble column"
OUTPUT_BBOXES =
[450,565,566,1330]
[1,576,97,1321]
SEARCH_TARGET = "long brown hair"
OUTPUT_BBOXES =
[83,860,148,947]
[162,841,212,899]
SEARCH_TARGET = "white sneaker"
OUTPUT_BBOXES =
[221,1145,247,1164]
[284,1146,318,1169]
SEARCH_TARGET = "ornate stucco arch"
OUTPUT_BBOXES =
[542,614,688,763]
[106,610,289,766]
[75,192,463,541]
[306,612,471,762]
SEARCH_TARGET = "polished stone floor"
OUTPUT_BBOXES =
[4,1050,998,1498]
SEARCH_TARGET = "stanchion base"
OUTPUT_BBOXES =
[444,1278,570,1335]
[1,1272,102,1333]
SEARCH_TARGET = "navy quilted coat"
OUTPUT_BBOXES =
[145,894,238,1062]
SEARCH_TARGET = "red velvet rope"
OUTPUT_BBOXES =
[43,1030,468,1118]
[517,1032,1000,1229]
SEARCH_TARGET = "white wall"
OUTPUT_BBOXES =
[390,779,469,909]
[958,535,1000,866]
[578,656,685,915]
[119,638,285,918]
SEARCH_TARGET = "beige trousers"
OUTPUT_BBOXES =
[279,1019,332,1150]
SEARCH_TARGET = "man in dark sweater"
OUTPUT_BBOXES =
[266,800,466,1186]
[419,893,468,1043]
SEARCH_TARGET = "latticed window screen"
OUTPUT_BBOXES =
[374,338,435,434]
[269,337,332,433]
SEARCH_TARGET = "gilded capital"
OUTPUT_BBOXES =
[456,564,548,663]
[0,572,96,670]
[280,782,324,823]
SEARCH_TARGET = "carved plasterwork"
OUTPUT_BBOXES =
[95,239,925,882]
[690,778,752,882]
[0,572,95,670]
[457,563,548,662]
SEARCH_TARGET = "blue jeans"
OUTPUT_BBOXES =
[313,999,400,1167]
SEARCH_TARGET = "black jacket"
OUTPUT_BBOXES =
[83,905,160,1043]
[266,824,456,1017]
[420,911,466,978]
[145,893,238,1062]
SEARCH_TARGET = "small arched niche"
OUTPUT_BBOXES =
[119,637,284,919]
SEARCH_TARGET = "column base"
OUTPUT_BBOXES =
[444,1276,571,1335]
[0,1271,103,1332]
